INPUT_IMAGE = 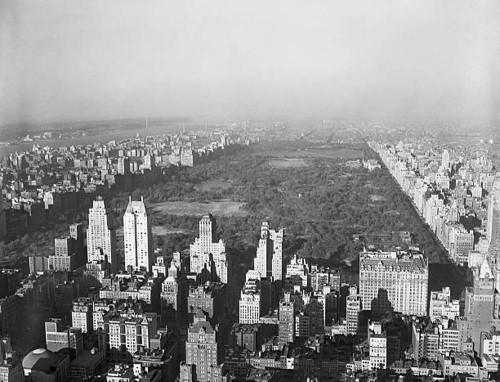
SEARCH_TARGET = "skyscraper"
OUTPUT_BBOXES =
[87,197,117,273]
[239,278,262,324]
[486,183,500,250]
[346,286,362,335]
[124,196,153,272]
[190,215,229,284]
[441,149,450,170]
[278,292,295,345]
[254,222,284,281]
[0,195,6,240]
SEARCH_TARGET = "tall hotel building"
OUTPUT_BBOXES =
[87,197,117,273]
[190,214,229,284]
[124,197,153,272]
[359,250,428,316]
[254,222,284,281]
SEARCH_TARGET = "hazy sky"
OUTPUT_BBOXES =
[0,0,499,124]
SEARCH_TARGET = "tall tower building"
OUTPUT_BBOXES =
[441,149,450,170]
[487,186,500,249]
[124,196,153,272]
[190,215,229,284]
[359,250,428,316]
[278,292,295,344]
[87,197,117,273]
[254,222,284,281]
[346,286,362,335]
[0,194,6,239]
[239,278,262,324]
[184,310,224,382]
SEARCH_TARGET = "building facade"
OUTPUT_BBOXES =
[87,197,117,273]
[359,250,428,316]
[123,197,153,272]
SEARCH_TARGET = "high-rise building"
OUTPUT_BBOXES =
[278,293,295,345]
[117,157,130,175]
[0,195,6,240]
[190,215,229,284]
[184,310,224,382]
[359,250,428,316]
[161,262,188,327]
[87,197,117,273]
[441,149,450,170]
[49,236,77,271]
[239,278,262,324]
[346,286,362,335]
[459,259,500,350]
[123,197,152,272]
[253,222,284,281]
[486,191,500,250]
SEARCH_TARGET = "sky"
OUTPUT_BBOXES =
[0,0,499,124]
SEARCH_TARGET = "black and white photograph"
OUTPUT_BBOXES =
[0,0,499,381]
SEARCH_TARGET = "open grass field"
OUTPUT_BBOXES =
[194,179,233,191]
[251,141,366,160]
[267,158,309,168]
[151,200,248,217]
[152,226,190,236]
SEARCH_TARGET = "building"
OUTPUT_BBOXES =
[412,319,460,361]
[0,196,6,240]
[439,351,488,379]
[487,189,500,249]
[72,298,93,334]
[87,197,118,273]
[429,287,460,322]
[310,266,340,293]
[253,222,284,281]
[285,254,309,289]
[239,278,263,325]
[0,296,18,337]
[123,197,153,272]
[69,349,105,380]
[29,255,49,274]
[54,281,79,321]
[0,269,21,299]
[278,293,295,345]
[459,258,500,350]
[105,363,162,382]
[187,282,226,322]
[359,250,428,316]
[45,318,83,356]
[368,321,387,371]
[346,286,362,335]
[189,214,229,284]
[0,337,24,382]
[22,348,70,382]
[161,261,189,327]
[184,310,224,382]
[106,312,159,357]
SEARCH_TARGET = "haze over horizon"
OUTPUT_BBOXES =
[1,0,499,125]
